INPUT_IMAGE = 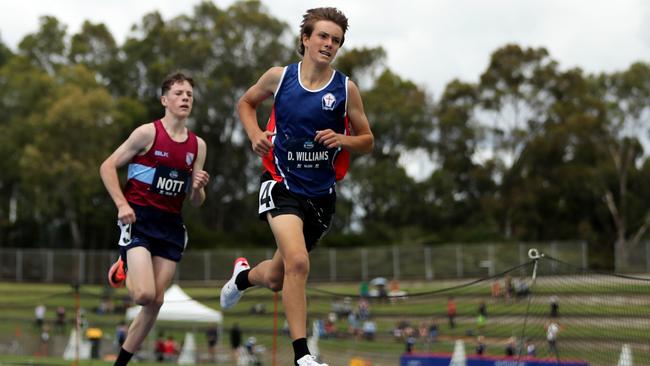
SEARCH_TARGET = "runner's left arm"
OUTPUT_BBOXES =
[189,137,209,207]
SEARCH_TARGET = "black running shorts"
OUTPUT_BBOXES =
[258,172,336,251]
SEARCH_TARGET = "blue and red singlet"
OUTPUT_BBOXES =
[262,62,351,197]
[124,120,198,214]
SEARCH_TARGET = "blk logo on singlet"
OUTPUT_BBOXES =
[322,93,336,111]
[154,150,169,158]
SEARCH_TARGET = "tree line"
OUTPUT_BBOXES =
[0,1,648,269]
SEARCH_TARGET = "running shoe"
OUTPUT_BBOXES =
[108,257,126,288]
[220,257,250,308]
[297,355,328,366]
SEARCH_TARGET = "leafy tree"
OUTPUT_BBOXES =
[599,62,650,268]
[0,56,56,246]
[19,65,121,248]
[478,44,560,238]
[0,37,12,67]
[335,47,386,85]
[18,16,67,75]
[348,68,436,243]
[69,21,119,85]
[431,80,500,241]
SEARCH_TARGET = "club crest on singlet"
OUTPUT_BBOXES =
[185,152,194,166]
[322,93,336,111]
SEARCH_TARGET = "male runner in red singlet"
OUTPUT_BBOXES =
[100,72,209,366]
[220,8,374,366]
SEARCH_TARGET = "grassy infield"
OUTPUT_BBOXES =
[0,279,649,366]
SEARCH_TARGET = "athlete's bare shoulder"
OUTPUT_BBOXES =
[127,122,156,153]
[257,66,286,94]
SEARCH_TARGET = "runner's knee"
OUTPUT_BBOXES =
[284,255,310,277]
[267,275,284,292]
[132,289,156,306]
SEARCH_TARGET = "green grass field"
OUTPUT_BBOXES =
[0,273,648,366]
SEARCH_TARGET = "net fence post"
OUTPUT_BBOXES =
[456,244,463,278]
[550,241,558,274]
[16,249,22,282]
[329,248,337,282]
[646,241,650,273]
[392,245,400,280]
[424,246,433,280]
[581,241,588,270]
[77,250,86,284]
[46,249,54,283]
[204,251,211,282]
[361,248,368,281]
[487,244,495,277]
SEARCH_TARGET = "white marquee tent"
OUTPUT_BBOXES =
[126,284,222,324]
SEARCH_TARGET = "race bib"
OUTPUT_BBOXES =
[285,138,334,170]
[151,165,190,196]
[117,220,131,247]
[258,180,278,215]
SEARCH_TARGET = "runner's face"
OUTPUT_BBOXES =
[303,20,343,64]
[162,81,193,118]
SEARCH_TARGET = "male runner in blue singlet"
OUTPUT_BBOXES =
[220,8,374,366]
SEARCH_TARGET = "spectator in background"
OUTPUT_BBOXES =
[418,322,428,340]
[163,335,179,362]
[348,312,361,339]
[477,300,487,333]
[428,321,439,343]
[515,278,530,298]
[505,337,516,356]
[478,300,487,318]
[79,308,89,330]
[324,313,337,338]
[154,333,165,362]
[243,337,262,366]
[97,295,113,315]
[550,295,559,318]
[358,298,370,320]
[206,324,218,362]
[86,326,103,360]
[230,323,242,364]
[475,336,486,355]
[491,280,501,299]
[362,319,376,341]
[392,320,410,341]
[447,297,457,329]
[404,328,416,353]
[115,321,128,351]
[546,321,561,357]
[505,275,513,303]
[377,283,388,300]
[35,304,46,329]
[39,324,51,356]
[359,282,369,298]
[526,340,537,357]
[55,306,66,333]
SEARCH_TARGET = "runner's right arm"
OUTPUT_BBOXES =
[99,124,155,224]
